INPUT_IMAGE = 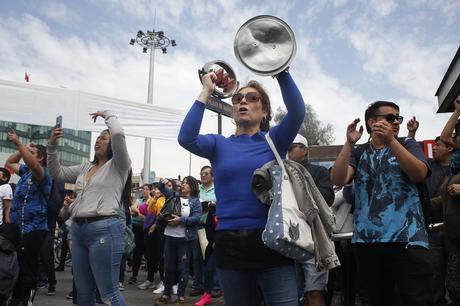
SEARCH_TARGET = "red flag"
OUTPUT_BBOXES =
[24,72,29,82]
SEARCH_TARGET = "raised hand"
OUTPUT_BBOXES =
[49,127,63,145]
[201,72,217,96]
[346,118,363,145]
[7,128,20,146]
[407,116,419,138]
[90,111,105,123]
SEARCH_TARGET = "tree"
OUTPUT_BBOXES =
[273,103,334,145]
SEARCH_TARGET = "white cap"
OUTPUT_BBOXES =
[292,134,308,147]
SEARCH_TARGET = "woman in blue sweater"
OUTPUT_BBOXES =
[178,70,305,306]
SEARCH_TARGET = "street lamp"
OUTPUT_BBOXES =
[129,29,177,184]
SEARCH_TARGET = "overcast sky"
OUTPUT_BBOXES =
[1,0,459,180]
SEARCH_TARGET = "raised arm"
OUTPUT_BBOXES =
[331,118,363,186]
[440,95,460,148]
[7,129,44,180]
[47,127,83,183]
[406,116,419,139]
[94,110,131,172]
[177,72,217,159]
[270,71,306,152]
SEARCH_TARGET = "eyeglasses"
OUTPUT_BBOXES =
[231,92,261,105]
[374,113,404,124]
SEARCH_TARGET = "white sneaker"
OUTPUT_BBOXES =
[172,284,178,295]
[137,280,152,290]
[153,283,164,294]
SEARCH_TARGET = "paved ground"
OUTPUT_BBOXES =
[34,268,225,306]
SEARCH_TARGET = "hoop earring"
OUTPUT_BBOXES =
[261,116,267,124]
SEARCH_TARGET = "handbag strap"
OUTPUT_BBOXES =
[265,133,287,174]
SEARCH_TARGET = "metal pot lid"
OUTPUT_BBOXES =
[198,60,239,99]
[234,15,296,76]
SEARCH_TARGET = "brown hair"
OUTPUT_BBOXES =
[237,80,272,132]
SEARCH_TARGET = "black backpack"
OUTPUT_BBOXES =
[353,139,433,227]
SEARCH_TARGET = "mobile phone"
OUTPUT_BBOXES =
[56,115,63,128]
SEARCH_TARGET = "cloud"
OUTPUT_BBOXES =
[370,0,398,16]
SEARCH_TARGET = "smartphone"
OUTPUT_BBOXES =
[56,115,63,128]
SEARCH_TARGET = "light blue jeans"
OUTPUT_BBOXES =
[71,217,125,306]
[217,265,298,306]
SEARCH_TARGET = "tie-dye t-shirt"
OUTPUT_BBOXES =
[349,138,430,248]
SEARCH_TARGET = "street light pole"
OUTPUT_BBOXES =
[129,30,176,184]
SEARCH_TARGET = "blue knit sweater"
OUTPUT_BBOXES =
[178,72,305,230]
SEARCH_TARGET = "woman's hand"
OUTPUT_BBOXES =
[201,72,217,95]
[168,214,181,226]
[447,184,460,196]
[49,127,63,145]
[90,111,105,123]
[346,118,363,145]
[197,72,217,103]
[148,224,156,235]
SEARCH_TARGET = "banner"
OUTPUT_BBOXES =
[0,80,185,141]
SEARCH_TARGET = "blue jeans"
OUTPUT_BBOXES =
[217,265,298,306]
[163,236,193,298]
[71,218,125,306]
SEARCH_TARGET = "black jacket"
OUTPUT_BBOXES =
[299,159,335,206]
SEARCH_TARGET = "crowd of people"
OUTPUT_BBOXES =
[0,66,459,306]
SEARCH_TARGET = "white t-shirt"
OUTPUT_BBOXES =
[164,197,191,238]
[0,184,13,225]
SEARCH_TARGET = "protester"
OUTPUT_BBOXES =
[139,183,166,292]
[439,95,460,305]
[128,184,148,288]
[194,165,221,306]
[47,110,131,306]
[178,69,305,305]
[331,101,433,306]
[154,176,202,306]
[288,134,334,306]
[5,130,52,306]
[0,167,12,225]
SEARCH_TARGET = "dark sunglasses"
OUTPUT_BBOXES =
[374,113,404,124]
[231,92,261,105]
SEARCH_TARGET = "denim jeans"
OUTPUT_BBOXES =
[163,236,193,298]
[217,264,298,306]
[71,217,125,306]
[428,230,448,306]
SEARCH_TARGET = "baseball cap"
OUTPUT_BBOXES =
[292,134,308,147]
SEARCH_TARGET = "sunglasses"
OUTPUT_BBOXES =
[374,113,404,124]
[231,92,261,105]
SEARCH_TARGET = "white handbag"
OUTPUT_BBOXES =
[261,133,314,261]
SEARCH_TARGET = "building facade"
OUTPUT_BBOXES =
[0,121,91,173]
